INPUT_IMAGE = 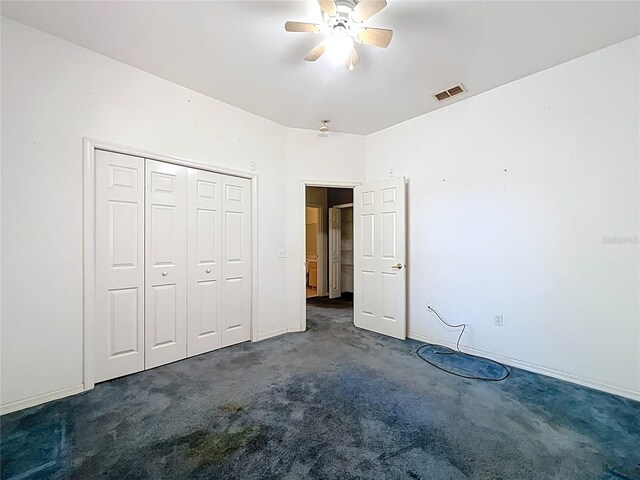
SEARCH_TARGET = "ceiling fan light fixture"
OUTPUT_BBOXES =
[285,0,392,69]
[326,30,354,64]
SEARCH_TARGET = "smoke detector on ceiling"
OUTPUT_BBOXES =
[433,83,466,102]
[319,120,330,132]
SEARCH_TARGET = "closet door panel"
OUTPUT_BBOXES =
[221,175,252,347]
[145,160,188,368]
[187,169,222,356]
[95,150,145,383]
[150,284,178,346]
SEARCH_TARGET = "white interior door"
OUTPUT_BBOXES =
[353,177,407,339]
[145,159,188,368]
[187,168,222,357]
[328,207,342,299]
[221,175,252,347]
[94,150,145,382]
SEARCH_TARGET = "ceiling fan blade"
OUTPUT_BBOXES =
[358,27,393,48]
[317,0,337,17]
[346,46,360,70]
[304,41,327,61]
[352,0,387,22]
[285,21,321,33]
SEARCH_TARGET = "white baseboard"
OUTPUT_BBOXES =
[408,332,640,402]
[0,384,85,416]
[256,328,289,341]
[287,326,305,333]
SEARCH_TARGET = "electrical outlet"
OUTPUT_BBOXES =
[250,161,256,171]
[278,249,286,258]
[494,314,504,326]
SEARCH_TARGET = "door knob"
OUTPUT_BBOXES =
[206,268,211,274]
[391,263,404,270]
[162,271,168,276]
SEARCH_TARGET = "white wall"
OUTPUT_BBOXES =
[2,16,637,411]
[0,17,283,408]
[0,18,366,410]
[366,37,640,399]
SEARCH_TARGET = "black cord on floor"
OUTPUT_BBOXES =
[416,305,510,382]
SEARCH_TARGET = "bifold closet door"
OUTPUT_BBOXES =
[187,169,222,357]
[94,150,145,383]
[95,156,251,381]
[221,175,252,347]
[145,159,188,368]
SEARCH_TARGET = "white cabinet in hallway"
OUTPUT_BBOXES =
[94,151,252,382]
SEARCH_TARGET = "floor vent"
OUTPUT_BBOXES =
[433,83,466,102]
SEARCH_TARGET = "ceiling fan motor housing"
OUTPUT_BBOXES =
[324,0,359,31]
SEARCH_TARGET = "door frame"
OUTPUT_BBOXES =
[300,180,359,332]
[83,138,259,392]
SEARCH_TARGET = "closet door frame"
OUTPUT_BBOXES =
[83,138,258,392]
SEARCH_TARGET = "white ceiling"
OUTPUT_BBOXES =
[2,1,638,134]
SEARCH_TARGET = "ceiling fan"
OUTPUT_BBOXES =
[285,0,393,70]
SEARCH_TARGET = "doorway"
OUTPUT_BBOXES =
[304,185,354,306]
[301,177,408,340]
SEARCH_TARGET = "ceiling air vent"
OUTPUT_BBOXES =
[433,83,466,102]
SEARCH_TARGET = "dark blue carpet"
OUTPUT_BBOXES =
[416,344,509,380]
[1,297,639,479]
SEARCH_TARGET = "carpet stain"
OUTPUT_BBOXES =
[164,426,267,467]
[71,425,269,478]
[218,402,244,413]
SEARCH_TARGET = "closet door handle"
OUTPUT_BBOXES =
[162,271,168,277]
[206,268,212,274]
